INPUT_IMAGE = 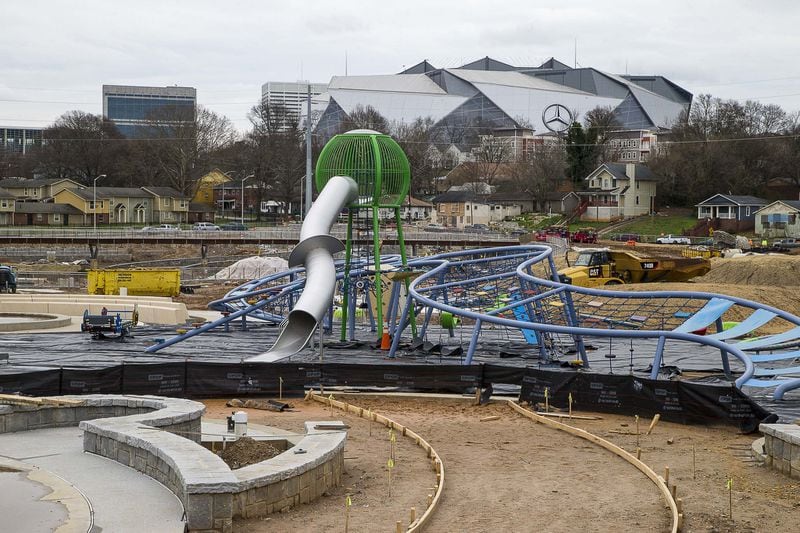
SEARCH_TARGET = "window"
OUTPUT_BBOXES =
[761,214,769,224]
[162,198,170,207]
[636,181,640,189]
[36,214,43,221]
[54,214,60,222]
[746,207,751,216]
[636,196,640,205]
[790,214,797,225]
[179,200,187,208]
[0,200,7,208]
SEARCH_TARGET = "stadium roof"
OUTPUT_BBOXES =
[313,56,692,142]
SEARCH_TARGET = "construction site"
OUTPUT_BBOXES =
[2,131,800,532]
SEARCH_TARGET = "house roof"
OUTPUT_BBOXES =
[403,196,434,207]
[543,191,579,201]
[587,163,659,182]
[141,187,188,199]
[696,194,769,207]
[753,200,800,214]
[14,201,82,214]
[67,187,154,200]
[433,191,487,204]
[0,178,77,189]
[0,187,15,199]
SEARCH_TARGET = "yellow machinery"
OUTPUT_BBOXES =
[558,248,710,288]
[88,269,181,297]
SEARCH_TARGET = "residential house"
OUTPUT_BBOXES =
[754,200,800,238]
[378,196,437,222]
[0,177,81,201]
[542,191,580,216]
[13,201,82,226]
[142,187,190,224]
[695,194,767,232]
[488,191,531,215]
[0,188,14,225]
[434,191,490,228]
[582,163,658,221]
[433,190,520,228]
[52,187,112,225]
[192,169,231,208]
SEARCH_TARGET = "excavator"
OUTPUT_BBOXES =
[558,248,710,288]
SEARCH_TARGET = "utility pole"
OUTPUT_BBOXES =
[305,83,312,219]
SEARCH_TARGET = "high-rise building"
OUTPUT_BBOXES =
[261,81,328,130]
[1,126,43,154]
[102,85,196,137]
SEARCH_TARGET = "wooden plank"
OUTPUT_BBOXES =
[0,394,83,406]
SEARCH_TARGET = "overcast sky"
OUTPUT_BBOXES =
[2,0,799,131]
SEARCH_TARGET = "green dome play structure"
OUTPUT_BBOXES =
[315,129,416,341]
[315,129,411,208]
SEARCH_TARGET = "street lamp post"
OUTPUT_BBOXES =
[93,174,106,232]
[241,174,254,224]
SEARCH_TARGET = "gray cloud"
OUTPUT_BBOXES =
[2,0,799,130]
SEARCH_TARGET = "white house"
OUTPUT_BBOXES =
[754,200,800,238]
[582,163,658,221]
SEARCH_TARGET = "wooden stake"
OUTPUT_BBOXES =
[544,387,550,413]
[671,484,677,499]
[727,477,733,520]
[676,498,683,515]
[568,392,573,419]
[480,415,500,422]
[475,387,481,405]
[279,377,283,400]
[387,458,395,498]
[410,507,416,523]
[636,447,641,460]
[664,466,670,486]
[646,413,661,435]
[692,444,696,480]
[368,410,373,436]
[396,521,403,533]
[427,494,433,508]
[635,415,640,448]
[345,494,352,533]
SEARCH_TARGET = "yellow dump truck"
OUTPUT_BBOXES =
[88,269,181,297]
[558,248,710,288]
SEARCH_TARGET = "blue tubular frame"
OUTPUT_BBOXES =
[149,243,800,400]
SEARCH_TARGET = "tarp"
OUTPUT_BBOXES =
[518,368,771,429]
[0,363,772,428]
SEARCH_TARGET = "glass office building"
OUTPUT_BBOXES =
[102,85,196,137]
[1,126,43,154]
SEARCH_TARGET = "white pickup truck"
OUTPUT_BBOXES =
[656,234,691,245]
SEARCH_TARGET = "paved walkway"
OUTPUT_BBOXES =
[0,426,185,532]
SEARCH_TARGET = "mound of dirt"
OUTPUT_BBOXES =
[218,436,283,469]
[698,254,800,286]
[212,256,288,280]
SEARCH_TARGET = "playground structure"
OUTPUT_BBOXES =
[146,131,800,401]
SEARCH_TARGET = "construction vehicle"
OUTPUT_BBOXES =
[0,264,17,293]
[558,248,711,288]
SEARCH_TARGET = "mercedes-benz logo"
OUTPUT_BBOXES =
[542,104,573,134]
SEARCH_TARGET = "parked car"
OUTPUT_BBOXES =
[464,223,490,233]
[192,222,221,231]
[220,222,249,231]
[425,223,446,232]
[656,234,691,245]
[610,233,640,242]
[773,238,800,248]
[142,224,180,233]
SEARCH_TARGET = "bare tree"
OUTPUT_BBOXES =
[145,105,237,195]
[33,110,124,184]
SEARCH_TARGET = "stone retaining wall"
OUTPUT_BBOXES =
[760,423,800,479]
[2,395,346,532]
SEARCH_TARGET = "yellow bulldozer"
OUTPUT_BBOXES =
[558,248,711,288]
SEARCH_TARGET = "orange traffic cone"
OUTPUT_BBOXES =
[380,325,391,351]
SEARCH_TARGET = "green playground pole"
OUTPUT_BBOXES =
[341,209,354,341]
[395,206,416,337]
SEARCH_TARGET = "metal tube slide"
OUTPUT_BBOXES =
[248,175,358,362]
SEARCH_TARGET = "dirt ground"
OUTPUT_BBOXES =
[203,396,800,533]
